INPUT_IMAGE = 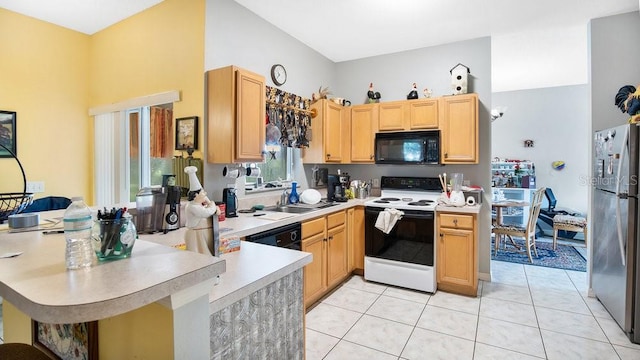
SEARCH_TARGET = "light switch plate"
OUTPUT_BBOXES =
[26,181,45,193]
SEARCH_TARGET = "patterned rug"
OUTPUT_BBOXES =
[491,238,587,272]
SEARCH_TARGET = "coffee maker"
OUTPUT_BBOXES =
[222,187,238,217]
[327,173,349,202]
[162,174,181,233]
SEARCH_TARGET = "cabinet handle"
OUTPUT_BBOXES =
[323,237,328,242]
[445,152,448,158]
[439,233,443,237]
[326,153,331,158]
[370,154,374,160]
[453,219,458,226]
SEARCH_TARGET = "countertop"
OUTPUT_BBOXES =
[0,230,225,324]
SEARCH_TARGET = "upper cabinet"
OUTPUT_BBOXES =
[206,66,265,164]
[303,99,347,163]
[350,104,377,163]
[440,93,478,164]
[378,99,439,131]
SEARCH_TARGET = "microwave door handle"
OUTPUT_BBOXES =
[615,126,628,266]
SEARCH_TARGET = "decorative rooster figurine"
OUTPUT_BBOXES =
[615,84,640,123]
[367,82,381,103]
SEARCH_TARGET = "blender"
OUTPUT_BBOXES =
[449,173,465,206]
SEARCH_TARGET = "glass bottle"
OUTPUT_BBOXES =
[289,181,299,204]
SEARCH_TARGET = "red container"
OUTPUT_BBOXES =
[216,202,226,221]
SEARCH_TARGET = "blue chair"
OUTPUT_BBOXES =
[22,196,71,213]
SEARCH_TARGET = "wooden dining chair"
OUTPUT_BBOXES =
[492,187,546,263]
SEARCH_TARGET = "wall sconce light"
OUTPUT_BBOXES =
[524,139,534,148]
[491,106,507,122]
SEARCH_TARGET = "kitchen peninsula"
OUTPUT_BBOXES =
[0,210,312,360]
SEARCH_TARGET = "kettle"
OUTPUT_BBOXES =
[222,188,238,217]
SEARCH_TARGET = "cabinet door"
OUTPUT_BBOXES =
[327,224,348,289]
[235,69,266,162]
[378,101,407,131]
[440,94,478,164]
[437,227,474,288]
[350,207,365,272]
[324,101,344,162]
[350,105,377,162]
[302,233,327,307]
[409,99,438,129]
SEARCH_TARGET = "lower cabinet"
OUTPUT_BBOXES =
[302,210,348,308]
[437,212,478,297]
[348,207,365,275]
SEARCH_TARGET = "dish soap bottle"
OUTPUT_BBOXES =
[289,181,299,204]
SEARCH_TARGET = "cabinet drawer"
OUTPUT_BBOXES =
[327,211,346,229]
[439,213,473,230]
[303,217,325,238]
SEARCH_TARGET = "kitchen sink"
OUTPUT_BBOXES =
[263,205,314,213]
[264,202,339,214]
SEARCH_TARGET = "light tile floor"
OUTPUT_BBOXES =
[305,261,640,360]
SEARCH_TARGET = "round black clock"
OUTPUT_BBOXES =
[271,64,287,86]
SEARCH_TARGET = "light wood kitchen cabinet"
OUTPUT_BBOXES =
[206,65,265,163]
[439,93,478,164]
[350,104,377,163]
[378,101,407,131]
[347,207,365,275]
[378,99,439,131]
[437,212,478,297]
[408,98,439,129]
[302,210,349,308]
[303,99,347,163]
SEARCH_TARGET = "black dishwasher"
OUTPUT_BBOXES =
[244,222,302,250]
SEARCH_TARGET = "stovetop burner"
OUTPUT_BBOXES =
[379,197,401,202]
[407,200,435,206]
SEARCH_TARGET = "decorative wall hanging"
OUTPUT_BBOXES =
[175,116,198,151]
[0,110,17,157]
[524,140,534,148]
[265,86,312,149]
[32,320,98,360]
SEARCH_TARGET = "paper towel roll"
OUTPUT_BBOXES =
[466,196,476,206]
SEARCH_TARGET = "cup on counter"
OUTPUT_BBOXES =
[223,165,246,178]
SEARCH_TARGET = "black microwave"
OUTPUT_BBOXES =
[374,131,440,165]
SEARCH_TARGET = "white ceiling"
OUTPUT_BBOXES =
[0,0,637,62]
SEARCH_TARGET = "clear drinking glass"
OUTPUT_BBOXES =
[451,173,464,192]
[92,216,137,261]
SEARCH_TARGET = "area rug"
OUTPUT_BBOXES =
[491,238,587,272]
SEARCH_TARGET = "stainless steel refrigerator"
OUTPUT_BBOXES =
[593,123,640,344]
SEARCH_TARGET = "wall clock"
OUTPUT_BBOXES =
[270,64,287,86]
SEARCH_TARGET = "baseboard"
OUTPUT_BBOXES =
[478,272,491,282]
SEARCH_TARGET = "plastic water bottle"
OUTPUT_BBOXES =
[63,196,94,269]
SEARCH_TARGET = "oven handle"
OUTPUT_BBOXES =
[365,207,434,220]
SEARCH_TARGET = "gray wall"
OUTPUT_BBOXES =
[590,11,640,133]
[492,85,590,214]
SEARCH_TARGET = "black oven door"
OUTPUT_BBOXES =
[364,206,434,266]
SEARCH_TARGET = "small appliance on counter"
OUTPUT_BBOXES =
[134,186,167,234]
[162,174,181,233]
[222,187,238,218]
[327,173,348,202]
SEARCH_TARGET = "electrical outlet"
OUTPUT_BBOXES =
[26,181,45,193]
[372,178,380,188]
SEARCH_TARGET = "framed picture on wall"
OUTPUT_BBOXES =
[175,116,198,151]
[32,320,99,359]
[0,110,17,157]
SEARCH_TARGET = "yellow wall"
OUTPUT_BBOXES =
[0,0,205,205]
[90,0,206,163]
[0,9,91,201]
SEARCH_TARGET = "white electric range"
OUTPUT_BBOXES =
[363,176,442,293]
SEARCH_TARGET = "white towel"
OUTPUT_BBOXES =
[375,208,404,234]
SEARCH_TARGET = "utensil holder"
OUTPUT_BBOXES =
[92,218,137,261]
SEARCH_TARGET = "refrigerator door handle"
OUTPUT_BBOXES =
[614,126,629,266]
